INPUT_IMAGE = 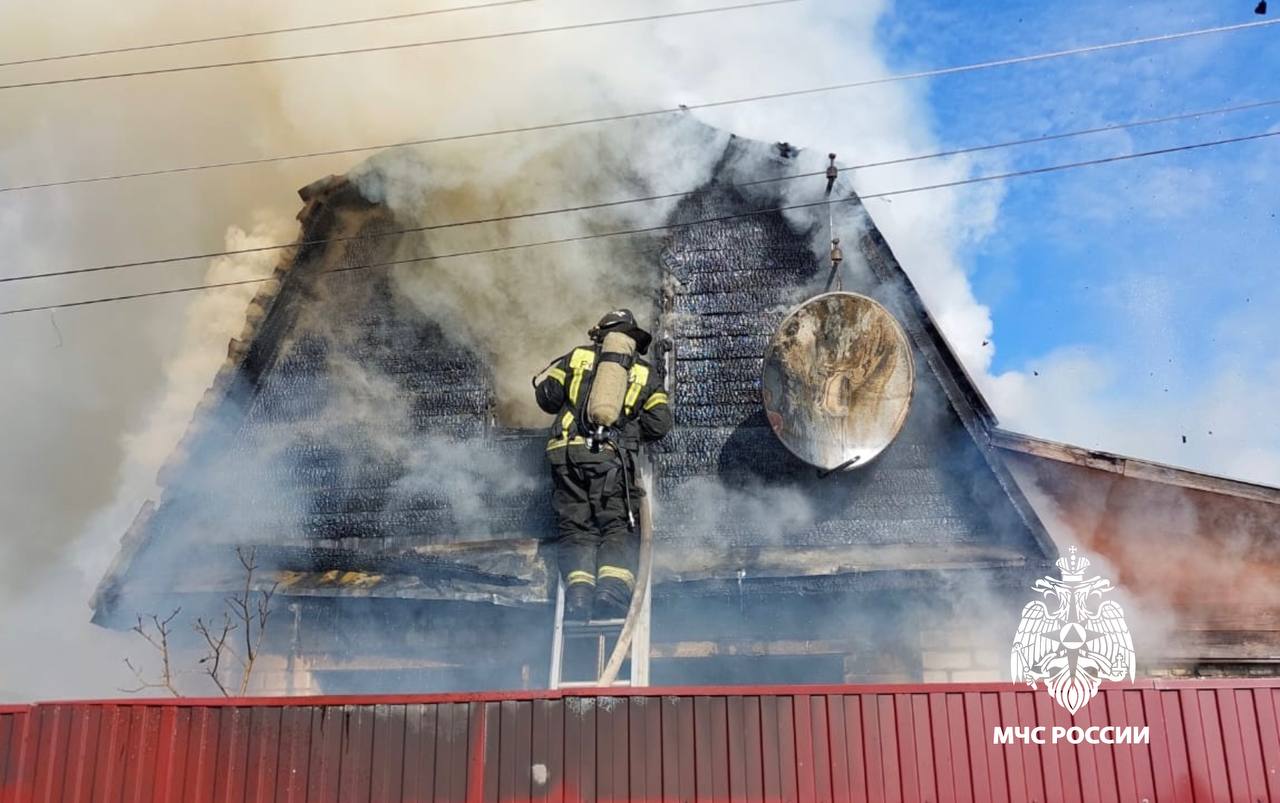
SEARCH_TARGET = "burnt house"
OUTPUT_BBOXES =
[89,120,1279,693]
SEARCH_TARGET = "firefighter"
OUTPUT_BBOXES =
[533,309,672,621]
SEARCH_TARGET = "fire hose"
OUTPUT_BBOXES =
[596,462,653,686]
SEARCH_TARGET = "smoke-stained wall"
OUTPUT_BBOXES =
[90,121,1054,694]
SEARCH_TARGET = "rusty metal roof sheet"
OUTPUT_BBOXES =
[2,679,1277,801]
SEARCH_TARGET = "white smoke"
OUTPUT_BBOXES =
[1,0,1274,698]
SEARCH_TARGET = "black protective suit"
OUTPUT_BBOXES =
[534,343,672,608]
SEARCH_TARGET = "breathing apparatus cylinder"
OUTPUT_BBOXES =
[587,331,636,430]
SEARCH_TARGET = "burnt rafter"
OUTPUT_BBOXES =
[94,122,1055,628]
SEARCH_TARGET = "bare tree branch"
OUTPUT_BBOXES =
[122,547,279,698]
[193,614,236,697]
[119,608,182,696]
[231,545,277,696]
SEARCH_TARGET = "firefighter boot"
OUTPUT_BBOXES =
[565,582,594,622]
[593,577,631,620]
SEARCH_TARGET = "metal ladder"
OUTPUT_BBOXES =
[548,572,651,689]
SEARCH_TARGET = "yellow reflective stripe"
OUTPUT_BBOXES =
[567,570,596,587]
[545,367,566,384]
[568,348,595,404]
[598,565,635,589]
[546,436,587,451]
[623,364,650,414]
[643,391,669,411]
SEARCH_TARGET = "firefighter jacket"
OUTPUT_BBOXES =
[534,344,672,464]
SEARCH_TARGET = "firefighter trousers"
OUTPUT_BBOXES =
[551,454,639,601]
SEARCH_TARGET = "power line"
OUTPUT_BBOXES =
[0,0,798,92]
[0,0,537,69]
[3,17,1275,194]
[2,128,1275,318]
[4,96,1276,286]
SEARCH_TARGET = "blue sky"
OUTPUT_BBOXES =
[870,0,1279,478]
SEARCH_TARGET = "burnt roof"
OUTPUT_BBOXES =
[93,124,1056,625]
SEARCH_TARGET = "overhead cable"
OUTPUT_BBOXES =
[2,128,1275,317]
[0,0,798,91]
[0,0,537,69]
[3,17,1276,193]
[4,97,1277,286]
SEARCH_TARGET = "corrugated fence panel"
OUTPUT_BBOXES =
[0,681,1278,801]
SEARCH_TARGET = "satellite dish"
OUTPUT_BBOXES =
[762,292,915,472]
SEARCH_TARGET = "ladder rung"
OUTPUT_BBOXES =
[563,619,626,633]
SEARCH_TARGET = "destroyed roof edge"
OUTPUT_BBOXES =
[990,427,1280,504]
[853,214,1058,560]
[94,124,1062,618]
[90,176,359,620]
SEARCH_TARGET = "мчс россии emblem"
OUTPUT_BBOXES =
[1011,547,1135,714]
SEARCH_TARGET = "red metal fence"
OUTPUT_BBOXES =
[1,680,1277,802]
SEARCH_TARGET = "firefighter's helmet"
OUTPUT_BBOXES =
[589,308,652,354]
